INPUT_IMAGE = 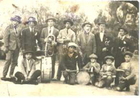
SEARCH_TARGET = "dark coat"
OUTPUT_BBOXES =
[112,37,126,68]
[21,27,40,52]
[95,33,113,64]
[61,52,82,71]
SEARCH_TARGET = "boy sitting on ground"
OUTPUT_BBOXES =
[83,54,100,85]
[14,51,41,84]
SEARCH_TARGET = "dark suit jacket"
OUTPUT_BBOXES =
[21,27,40,52]
[4,24,21,50]
[40,27,59,51]
[77,32,96,57]
[95,33,112,62]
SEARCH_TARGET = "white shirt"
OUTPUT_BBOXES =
[48,26,54,35]
[29,27,34,32]
[99,32,104,42]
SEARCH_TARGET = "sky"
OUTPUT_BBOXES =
[0,0,110,29]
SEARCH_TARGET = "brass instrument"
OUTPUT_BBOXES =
[45,34,56,57]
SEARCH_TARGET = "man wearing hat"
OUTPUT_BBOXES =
[21,17,40,53]
[14,51,41,84]
[1,15,22,80]
[77,22,96,67]
[112,27,133,86]
[83,54,100,85]
[61,42,82,85]
[95,20,113,65]
[57,19,76,80]
[40,16,59,79]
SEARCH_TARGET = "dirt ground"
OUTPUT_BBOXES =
[0,55,139,96]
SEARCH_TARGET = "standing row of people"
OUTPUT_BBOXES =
[1,15,137,89]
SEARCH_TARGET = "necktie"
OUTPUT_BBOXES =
[14,26,17,35]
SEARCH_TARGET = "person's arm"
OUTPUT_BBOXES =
[20,59,28,79]
[60,55,67,71]
[71,31,76,42]
[28,60,36,78]
[126,64,136,80]
[4,26,10,52]
[94,63,100,73]
[21,29,25,51]
[92,35,96,54]
[40,28,46,44]
[77,53,82,70]
[57,30,63,43]
[100,64,105,76]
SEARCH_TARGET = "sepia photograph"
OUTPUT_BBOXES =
[0,0,139,96]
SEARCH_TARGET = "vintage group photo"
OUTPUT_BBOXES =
[0,0,139,96]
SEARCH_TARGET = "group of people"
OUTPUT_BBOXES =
[0,15,137,91]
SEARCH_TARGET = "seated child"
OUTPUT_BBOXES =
[96,56,116,89]
[83,54,100,85]
[14,51,41,84]
[116,51,136,91]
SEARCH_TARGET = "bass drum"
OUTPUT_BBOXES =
[77,71,90,85]
[40,57,52,82]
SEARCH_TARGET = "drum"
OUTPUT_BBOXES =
[76,71,90,85]
[40,57,52,82]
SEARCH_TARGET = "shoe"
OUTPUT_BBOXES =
[52,78,58,81]
[1,77,8,81]
[116,87,122,91]
[63,80,68,84]
[106,87,112,90]
[9,77,16,82]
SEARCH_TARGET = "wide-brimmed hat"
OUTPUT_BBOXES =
[89,54,98,59]
[82,22,92,28]
[64,19,73,26]
[104,56,114,61]
[10,15,21,23]
[26,17,37,25]
[68,42,78,48]
[98,19,106,25]
[23,51,34,55]
[118,26,128,34]
[46,16,56,22]
[123,51,133,57]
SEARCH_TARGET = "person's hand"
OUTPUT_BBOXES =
[24,75,28,81]
[65,38,70,42]
[102,75,107,79]
[121,77,127,81]
[116,69,124,72]
[79,51,83,56]
[44,38,48,42]
[21,49,25,54]
[52,41,57,46]
[102,47,107,52]
[111,82,115,87]
[66,69,70,72]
